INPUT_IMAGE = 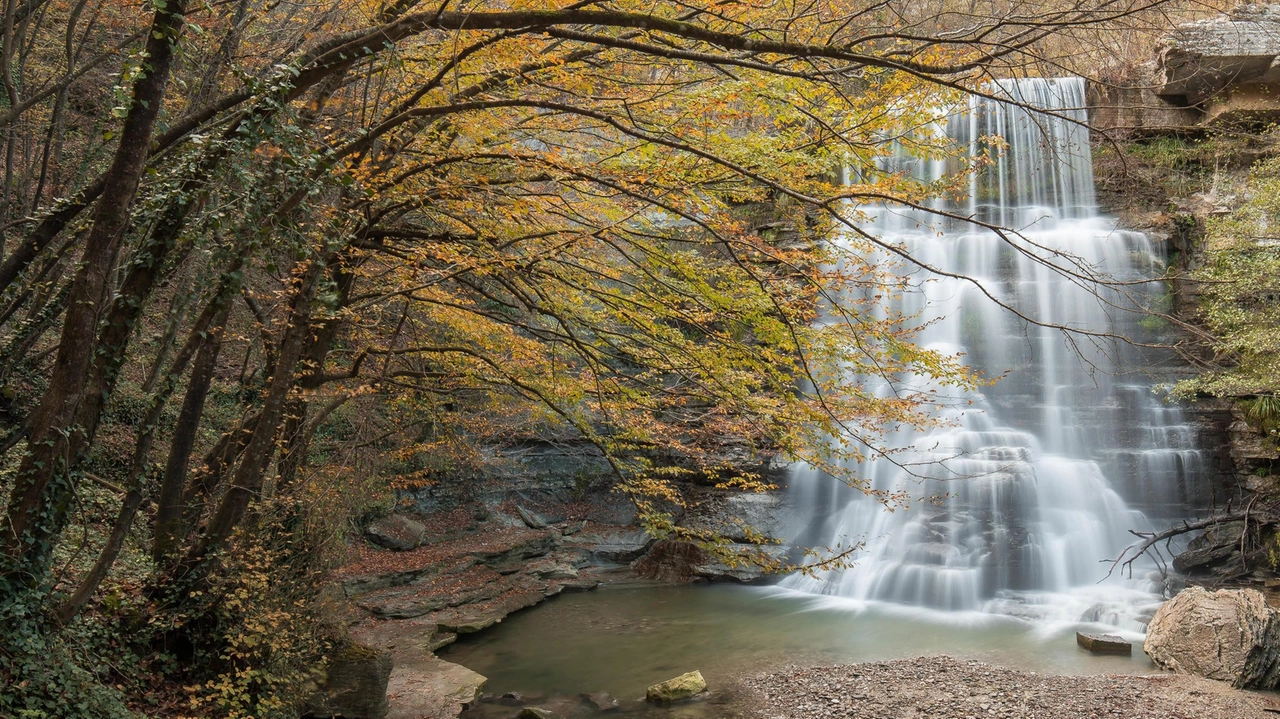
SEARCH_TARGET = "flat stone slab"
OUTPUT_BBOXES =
[562,527,655,562]
[353,620,487,719]
[1077,631,1133,655]
[385,653,486,719]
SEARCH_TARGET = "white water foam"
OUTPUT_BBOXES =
[782,78,1210,634]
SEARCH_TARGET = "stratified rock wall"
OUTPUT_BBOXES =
[1089,5,1280,133]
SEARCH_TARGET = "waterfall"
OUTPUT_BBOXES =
[781,77,1210,632]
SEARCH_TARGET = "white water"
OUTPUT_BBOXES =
[781,78,1211,636]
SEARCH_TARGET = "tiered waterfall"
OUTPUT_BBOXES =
[782,78,1211,631]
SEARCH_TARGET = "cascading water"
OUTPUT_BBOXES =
[781,78,1211,633]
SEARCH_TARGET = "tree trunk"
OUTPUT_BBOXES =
[152,284,239,562]
[277,260,356,489]
[0,0,188,584]
[182,259,321,570]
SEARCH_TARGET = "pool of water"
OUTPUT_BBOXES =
[441,582,1160,703]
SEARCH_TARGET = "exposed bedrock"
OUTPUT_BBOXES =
[1088,5,1280,133]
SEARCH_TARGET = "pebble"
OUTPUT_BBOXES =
[737,656,1276,719]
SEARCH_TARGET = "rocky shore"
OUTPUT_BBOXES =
[310,478,794,719]
[739,657,1279,719]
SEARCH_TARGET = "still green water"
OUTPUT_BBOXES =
[441,583,1158,703]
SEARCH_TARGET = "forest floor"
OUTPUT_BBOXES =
[736,656,1280,719]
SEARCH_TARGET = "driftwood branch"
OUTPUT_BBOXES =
[1103,511,1253,581]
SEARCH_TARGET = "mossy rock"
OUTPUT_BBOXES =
[645,670,707,703]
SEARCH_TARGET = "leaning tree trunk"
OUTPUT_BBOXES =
[0,0,188,586]
[151,257,247,563]
[180,259,322,572]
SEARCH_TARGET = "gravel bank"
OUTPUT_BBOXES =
[739,656,1278,719]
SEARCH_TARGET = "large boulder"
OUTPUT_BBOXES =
[646,670,707,703]
[365,513,427,551]
[303,644,393,719]
[1144,586,1280,688]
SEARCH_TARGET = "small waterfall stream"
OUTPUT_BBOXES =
[781,78,1210,633]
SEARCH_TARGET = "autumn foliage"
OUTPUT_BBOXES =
[0,0,1173,715]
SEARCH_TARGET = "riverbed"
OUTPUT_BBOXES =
[441,582,1160,702]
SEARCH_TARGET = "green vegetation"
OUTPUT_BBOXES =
[1173,151,1280,402]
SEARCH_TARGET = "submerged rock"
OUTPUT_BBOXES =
[518,707,562,719]
[365,513,427,551]
[646,670,707,703]
[1145,586,1280,688]
[1077,632,1132,655]
[581,692,619,711]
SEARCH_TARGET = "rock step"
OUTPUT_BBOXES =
[356,564,510,619]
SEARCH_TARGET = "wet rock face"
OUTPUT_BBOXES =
[366,513,427,551]
[1172,520,1251,575]
[1145,586,1280,688]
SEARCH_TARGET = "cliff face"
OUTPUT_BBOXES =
[1089,5,1280,136]
[1087,12,1280,586]
[1092,126,1280,589]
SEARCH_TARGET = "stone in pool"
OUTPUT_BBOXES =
[581,692,619,711]
[646,670,708,703]
[1077,632,1132,655]
[518,708,562,719]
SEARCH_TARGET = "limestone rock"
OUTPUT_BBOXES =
[350,620,487,719]
[1144,586,1280,688]
[646,670,707,703]
[427,631,457,652]
[563,527,655,562]
[516,505,548,529]
[1077,632,1132,655]
[303,643,392,719]
[1160,5,1280,103]
[1085,66,1201,135]
[1173,520,1248,575]
[693,544,788,585]
[527,557,579,580]
[365,513,427,551]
